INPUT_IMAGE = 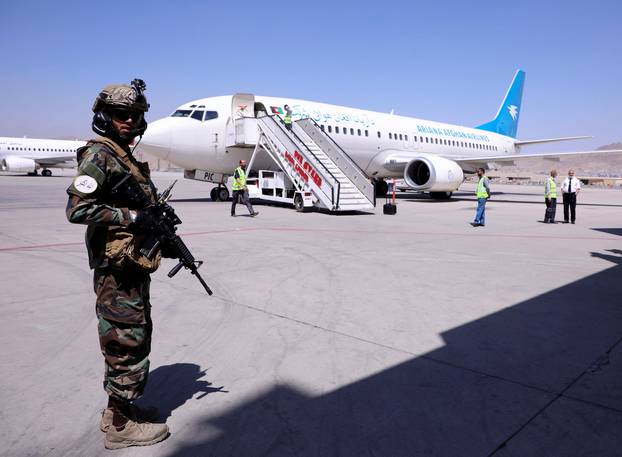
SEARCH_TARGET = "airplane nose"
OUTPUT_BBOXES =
[138,118,172,159]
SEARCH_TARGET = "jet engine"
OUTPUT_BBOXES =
[1,156,37,173]
[403,155,464,192]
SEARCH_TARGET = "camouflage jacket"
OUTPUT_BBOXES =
[66,136,158,269]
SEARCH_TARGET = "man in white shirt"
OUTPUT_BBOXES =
[561,169,581,224]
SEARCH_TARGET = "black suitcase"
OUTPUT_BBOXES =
[383,203,397,215]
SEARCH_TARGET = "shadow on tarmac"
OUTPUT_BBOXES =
[592,228,622,237]
[159,251,622,456]
[138,363,227,421]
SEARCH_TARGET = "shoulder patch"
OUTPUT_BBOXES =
[73,175,98,194]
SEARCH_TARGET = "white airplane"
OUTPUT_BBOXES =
[0,137,85,176]
[137,70,621,200]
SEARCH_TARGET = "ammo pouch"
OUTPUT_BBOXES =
[105,229,161,273]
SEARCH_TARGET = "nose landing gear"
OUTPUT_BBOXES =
[210,185,230,201]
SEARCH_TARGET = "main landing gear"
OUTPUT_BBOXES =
[210,185,230,201]
[29,169,52,177]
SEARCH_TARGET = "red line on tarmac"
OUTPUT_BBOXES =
[204,226,619,242]
[0,241,84,252]
[0,226,615,252]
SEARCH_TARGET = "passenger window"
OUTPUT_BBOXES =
[328,126,332,133]
[171,110,192,117]
[336,126,340,134]
[425,137,429,143]
[405,135,408,141]
[357,129,361,136]
[321,125,325,132]
[389,133,392,139]
[204,111,218,120]
[377,131,381,138]
[350,128,354,135]
[365,130,369,137]
[435,138,438,144]
[399,134,403,140]
[191,110,204,121]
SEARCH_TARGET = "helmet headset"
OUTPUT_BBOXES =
[91,79,149,140]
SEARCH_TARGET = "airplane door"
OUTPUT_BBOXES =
[231,93,255,145]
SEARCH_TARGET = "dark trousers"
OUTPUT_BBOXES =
[563,193,577,222]
[231,189,254,215]
[544,198,557,222]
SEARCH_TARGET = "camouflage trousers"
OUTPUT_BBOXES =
[93,267,152,402]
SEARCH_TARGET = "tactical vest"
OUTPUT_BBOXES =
[284,113,292,124]
[86,137,161,272]
[476,177,489,198]
[545,177,557,198]
[232,166,246,190]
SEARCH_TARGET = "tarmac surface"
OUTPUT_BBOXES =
[1,170,621,457]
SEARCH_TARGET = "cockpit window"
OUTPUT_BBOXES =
[191,110,204,121]
[204,111,218,121]
[171,110,192,117]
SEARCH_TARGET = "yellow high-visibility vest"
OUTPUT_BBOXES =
[232,166,246,190]
[476,177,489,198]
[545,177,557,198]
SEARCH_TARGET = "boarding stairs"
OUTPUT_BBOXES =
[250,115,375,212]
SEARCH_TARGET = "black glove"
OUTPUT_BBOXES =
[131,206,157,230]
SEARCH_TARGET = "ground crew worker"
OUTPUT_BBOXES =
[66,79,169,449]
[544,169,558,223]
[231,159,258,217]
[471,168,490,227]
[561,169,581,224]
[283,104,293,131]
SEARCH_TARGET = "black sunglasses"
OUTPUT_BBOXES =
[110,109,142,122]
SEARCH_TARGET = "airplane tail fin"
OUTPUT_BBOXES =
[476,70,525,139]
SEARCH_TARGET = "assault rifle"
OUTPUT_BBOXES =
[111,173,213,295]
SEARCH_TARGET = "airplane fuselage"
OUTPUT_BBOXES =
[0,136,84,175]
[138,94,517,181]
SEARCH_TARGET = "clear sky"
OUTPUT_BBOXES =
[1,0,620,152]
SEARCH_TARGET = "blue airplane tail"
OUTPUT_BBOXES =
[476,70,525,139]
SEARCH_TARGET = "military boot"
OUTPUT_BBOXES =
[104,419,169,450]
[100,404,160,432]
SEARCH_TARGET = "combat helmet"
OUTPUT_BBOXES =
[91,79,149,138]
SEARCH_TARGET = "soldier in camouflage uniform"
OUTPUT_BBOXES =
[66,80,169,449]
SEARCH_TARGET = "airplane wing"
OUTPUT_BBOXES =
[381,149,622,175]
[454,149,622,168]
[514,136,592,146]
[33,156,77,167]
